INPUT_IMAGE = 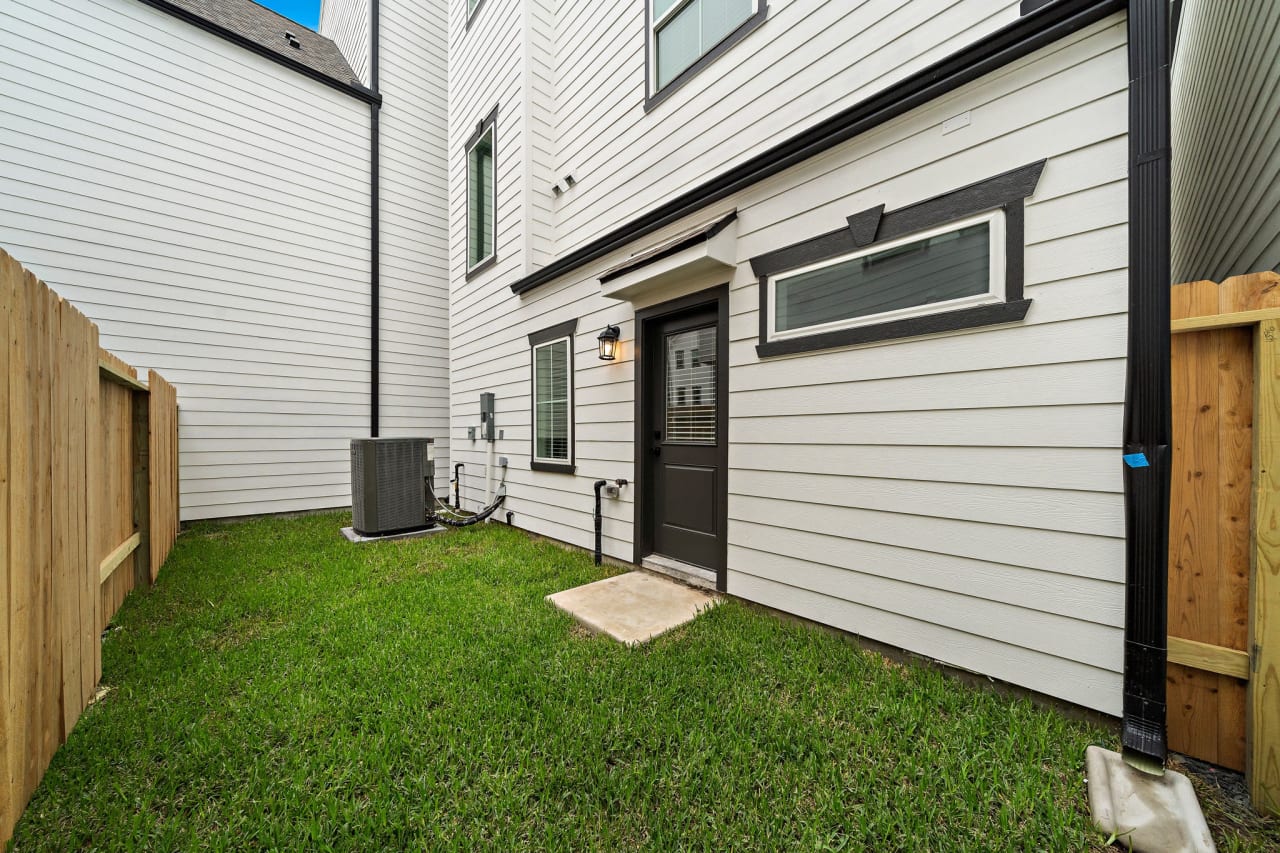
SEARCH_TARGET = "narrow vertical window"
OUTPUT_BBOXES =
[466,115,496,273]
[528,319,577,473]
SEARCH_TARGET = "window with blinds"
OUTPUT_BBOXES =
[652,0,756,90]
[533,337,571,462]
[768,211,1005,340]
[665,326,716,444]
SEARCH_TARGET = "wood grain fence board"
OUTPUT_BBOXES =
[6,252,32,834]
[32,269,54,794]
[1252,318,1280,812]
[85,325,101,692]
[1168,281,1230,764]
[149,372,179,577]
[1218,323,1253,768]
[0,251,14,843]
[52,299,73,738]
[1,249,179,846]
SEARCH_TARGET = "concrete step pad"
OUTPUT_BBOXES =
[547,571,719,645]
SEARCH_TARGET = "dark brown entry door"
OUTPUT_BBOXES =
[644,306,724,571]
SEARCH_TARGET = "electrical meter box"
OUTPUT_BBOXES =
[480,392,495,442]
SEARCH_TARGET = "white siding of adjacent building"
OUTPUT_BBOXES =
[1171,0,1280,282]
[0,0,373,520]
[374,0,452,484]
[448,6,1130,714]
[320,0,371,85]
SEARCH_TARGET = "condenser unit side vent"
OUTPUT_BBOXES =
[351,437,434,536]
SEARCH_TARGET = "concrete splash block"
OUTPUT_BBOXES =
[547,571,718,645]
[1086,746,1216,853]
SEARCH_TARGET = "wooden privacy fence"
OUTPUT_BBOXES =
[1,248,179,845]
[1168,271,1280,813]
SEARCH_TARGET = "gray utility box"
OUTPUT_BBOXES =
[350,437,435,536]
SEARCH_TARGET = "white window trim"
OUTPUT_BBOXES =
[765,210,1007,343]
[532,336,573,465]
[466,125,496,274]
[648,0,762,96]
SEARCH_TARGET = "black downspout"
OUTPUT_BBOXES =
[454,463,464,509]
[369,0,381,437]
[593,480,607,566]
[1120,0,1172,774]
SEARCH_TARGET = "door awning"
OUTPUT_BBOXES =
[597,211,737,301]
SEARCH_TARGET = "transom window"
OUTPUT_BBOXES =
[466,120,495,272]
[651,0,760,93]
[766,211,1006,342]
[533,337,572,465]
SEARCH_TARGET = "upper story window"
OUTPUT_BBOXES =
[466,108,497,275]
[647,0,767,110]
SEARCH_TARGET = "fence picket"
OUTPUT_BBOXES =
[0,248,179,845]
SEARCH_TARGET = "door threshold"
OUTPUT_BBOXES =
[641,554,717,591]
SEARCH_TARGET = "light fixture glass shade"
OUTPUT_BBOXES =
[597,325,620,360]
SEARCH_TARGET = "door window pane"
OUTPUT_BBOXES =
[534,338,570,460]
[774,221,993,333]
[666,326,716,444]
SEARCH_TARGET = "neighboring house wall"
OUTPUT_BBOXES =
[320,0,371,85]
[1171,0,1280,283]
[447,1,1129,713]
[318,0,452,484]
[371,0,451,482]
[0,0,375,520]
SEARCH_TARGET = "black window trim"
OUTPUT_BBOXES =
[464,105,499,279]
[644,0,769,113]
[528,318,578,474]
[748,159,1046,357]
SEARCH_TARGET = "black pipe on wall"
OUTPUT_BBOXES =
[368,0,381,437]
[454,462,464,509]
[1120,0,1173,772]
[593,480,607,566]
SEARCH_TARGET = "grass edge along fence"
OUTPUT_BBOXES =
[1,247,179,846]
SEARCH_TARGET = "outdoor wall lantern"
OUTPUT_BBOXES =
[597,325,621,361]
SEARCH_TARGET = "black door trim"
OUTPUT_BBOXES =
[633,284,730,592]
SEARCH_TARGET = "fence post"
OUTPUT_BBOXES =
[131,389,151,590]
[1252,317,1280,812]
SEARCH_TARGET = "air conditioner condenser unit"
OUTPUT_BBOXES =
[350,437,436,536]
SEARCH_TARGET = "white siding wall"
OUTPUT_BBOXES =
[1171,0,1280,282]
[375,0,451,483]
[550,0,1024,254]
[320,0,371,85]
[0,0,373,520]
[448,5,1130,714]
[449,0,527,509]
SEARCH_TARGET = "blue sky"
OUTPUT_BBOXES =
[259,0,320,29]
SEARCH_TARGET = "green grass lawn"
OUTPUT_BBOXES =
[7,513,1271,851]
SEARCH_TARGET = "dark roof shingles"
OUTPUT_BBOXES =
[158,0,362,89]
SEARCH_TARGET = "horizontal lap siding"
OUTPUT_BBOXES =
[319,0,371,85]
[450,7,1130,714]
[551,0,1022,251]
[1171,0,1280,282]
[377,0,451,481]
[723,17,1130,714]
[0,0,372,520]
